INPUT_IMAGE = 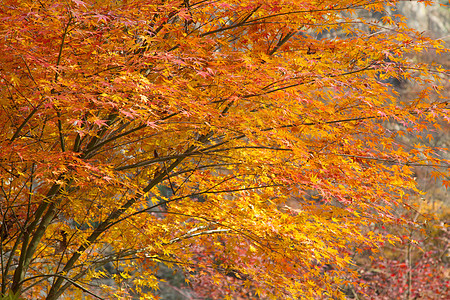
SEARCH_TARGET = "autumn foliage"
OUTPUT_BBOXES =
[351,201,449,299]
[1,0,449,299]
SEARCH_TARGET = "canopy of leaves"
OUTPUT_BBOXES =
[0,0,449,299]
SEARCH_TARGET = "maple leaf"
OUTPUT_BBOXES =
[72,0,87,7]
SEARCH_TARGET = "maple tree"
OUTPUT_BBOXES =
[1,0,449,299]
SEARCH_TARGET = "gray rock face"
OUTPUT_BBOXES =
[396,1,450,39]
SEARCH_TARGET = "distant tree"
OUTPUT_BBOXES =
[351,201,449,300]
